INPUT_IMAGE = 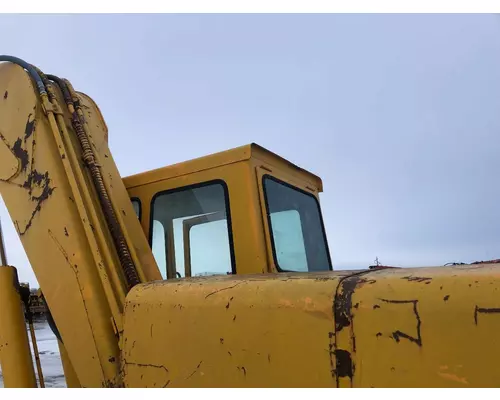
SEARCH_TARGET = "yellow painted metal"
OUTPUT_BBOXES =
[0,61,158,387]
[58,339,81,388]
[0,62,119,387]
[0,266,37,388]
[120,263,500,388]
[123,144,323,191]
[121,271,349,388]
[335,264,500,388]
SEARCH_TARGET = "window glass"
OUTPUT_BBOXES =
[270,210,308,271]
[131,198,141,219]
[151,181,234,279]
[190,219,232,277]
[263,175,331,272]
[151,220,167,276]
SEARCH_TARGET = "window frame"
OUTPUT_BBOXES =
[131,197,142,221]
[148,179,237,278]
[261,174,333,273]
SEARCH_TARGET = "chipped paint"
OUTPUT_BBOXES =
[438,372,468,385]
[380,299,422,347]
[402,276,432,283]
[334,349,353,379]
[474,306,500,325]
[24,113,35,140]
[11,138,29,172]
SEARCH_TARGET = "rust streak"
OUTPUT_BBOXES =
[474,306,500,325]
[330,270,373,387]
[186,361,203,379]
[205,282,244,299]
[380,299,422,347]
[123,360,170,387]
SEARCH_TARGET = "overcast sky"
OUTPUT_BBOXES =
[1,14,500,286]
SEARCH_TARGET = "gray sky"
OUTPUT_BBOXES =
[1,14,500,286]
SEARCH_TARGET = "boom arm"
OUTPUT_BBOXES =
[0,57,160,387]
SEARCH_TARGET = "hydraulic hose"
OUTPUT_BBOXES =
[0,55,47,96]
[47,75,140,289]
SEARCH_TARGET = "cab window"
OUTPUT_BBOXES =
[150,181,235,279]
[262,175,331,272]
[131,198,141,219]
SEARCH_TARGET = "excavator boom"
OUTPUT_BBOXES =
[0,56,160,387]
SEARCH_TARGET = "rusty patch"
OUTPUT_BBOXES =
[474,306,500,325]
[402,276,432,283]
[24,114,35,140]
[380,299,422,347]
[12,138,29,172]
[17,170,55,235]
[334,349,354,380]
[334,275,364,332]
[330,271,373,387]
[0,127,55,235]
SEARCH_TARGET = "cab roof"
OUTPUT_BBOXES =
[123,143,323,192]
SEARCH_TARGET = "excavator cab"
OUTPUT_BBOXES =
[124,144,332,280]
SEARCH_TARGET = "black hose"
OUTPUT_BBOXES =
[0,55,46,96]
[47,74,141,289]
[46,74,72,100]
